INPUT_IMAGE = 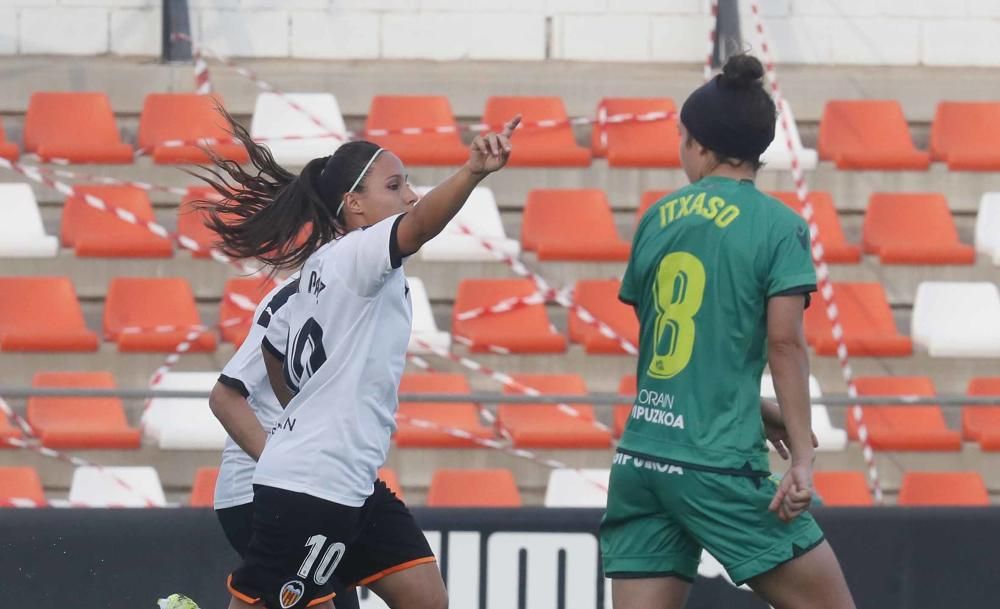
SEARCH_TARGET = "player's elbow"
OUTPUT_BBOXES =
[208,383,238,420]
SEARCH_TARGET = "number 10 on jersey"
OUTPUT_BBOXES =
[648,252,706,379]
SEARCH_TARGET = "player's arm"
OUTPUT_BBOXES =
[761,396,818,460]
[263,346,294,408]
[209,382,267,461]
[394,115,519,257]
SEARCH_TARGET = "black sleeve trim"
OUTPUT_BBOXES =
[261,337,285,361]
[770,284,816,309]
[217,374,250,399]
[389,213,407,269]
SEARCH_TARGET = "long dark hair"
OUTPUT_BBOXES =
[191,109,381,271]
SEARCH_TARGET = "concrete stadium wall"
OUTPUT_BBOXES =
[0,0,999,66]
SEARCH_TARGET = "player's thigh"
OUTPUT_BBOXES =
[676,472,825,588]
[601,457,701,583]
[612,577,691,609]
[338,479,443,609]
[747,539,856,609]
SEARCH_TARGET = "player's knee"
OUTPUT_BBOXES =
[424,587,447,609]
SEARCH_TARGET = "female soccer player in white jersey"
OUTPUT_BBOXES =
[195,114,519,609]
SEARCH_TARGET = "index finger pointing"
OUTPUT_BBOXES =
[502,114,522,138]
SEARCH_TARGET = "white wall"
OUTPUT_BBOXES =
[0,0,998,66]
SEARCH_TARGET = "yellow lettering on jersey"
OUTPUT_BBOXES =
[703,196,725,220]
[677,194,693,217]
[658,194,740,230]
[715,205,740,228]
[688,192,706,218]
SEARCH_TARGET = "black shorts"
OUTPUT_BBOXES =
[223,479,434,608]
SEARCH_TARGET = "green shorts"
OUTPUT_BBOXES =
[600,451,825,586]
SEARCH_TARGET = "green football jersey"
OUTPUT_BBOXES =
[618,176,817,474]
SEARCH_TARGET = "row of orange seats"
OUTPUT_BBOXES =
[48,185,976,265]
[3,92,999,170]
[2,369,999,453]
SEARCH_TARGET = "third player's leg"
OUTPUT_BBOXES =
[366,562,447,609]
[746,540,856,609]
[611,577,691,609]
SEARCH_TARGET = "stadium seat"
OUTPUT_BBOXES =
[407,277,451,354]
[911,282,1000,358]
[761,98,818,170]
[637,190,670,223]
[104,277,216,352]
[395,373,493,448]
[220,277,276,346]
[61,186,173,258]
[379,467,404,500]
[250,92,346,166]
[803,282,912,357]
[614,375,636,438]
[568,279,639,354]
[930,101,1000,171]
[24,92,133,163]
[68,466,167,507]
[27,371,141,450]
[521,189,630,261]
[144,372,226,450]
[414,186,520,261]
[760,374,848,451]
[849,377,961,451]
[963,378,1000,451]
[898,472,990,506]
[544,468,610,507]
[591,97,680,167]
[812,471,873,507]
[817,100,930,170]
[137,93,248,164]
[177,187,222,259]
[0,116,19,161]
[482,96,590,167]
[0,183,58,257]
[0,467,45,504]
[189,467,218,507]
[452,279,566,353]
[364,96,467,166]
[425,469,522,507]
[0,276,98,352]
[862,193,974,265]
[497,374,611,448]
[975,193,1000,265]
[771,191,861,263]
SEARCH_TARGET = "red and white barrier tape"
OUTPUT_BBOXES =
[747,0,883,503]
[28,164,189,196]
[704,0,720,82]
[194,46,212,95]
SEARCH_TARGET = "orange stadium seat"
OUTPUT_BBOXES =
[378,468,404,500]
[452,279,566,353]
[104,277,216,352]
[497,374,611,448]
[426,468,522,507]
[591,98,680,167]
[898,472,990,506]
[614,375,636,437]
[0,116,19,161]
[0,277,98,352]
[220,277,276,346]
[189,467,219,507]
[177,187,222,259]
[849,377,961,451]
[813,471,873,507]
[364,96,467,166]
[568,279,638,354]
[521,189,630,261]
[61,186,173,258]
[481,96,590,167]
[27,371,141,450]
[963,377,1000,451]
[137,93,248,164]
[863,193,974,265]
[930,101,1000,171]
[817,100,930,170]
[771,191,862,263]
[0,467,45,504]
[395,373,494,448]
[637,190,669,222]
[24,92,133,163]
[804,282,912,357]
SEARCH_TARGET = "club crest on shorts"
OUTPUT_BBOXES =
[279,580,305,608]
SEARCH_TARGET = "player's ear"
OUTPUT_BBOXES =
[343,191,363,215]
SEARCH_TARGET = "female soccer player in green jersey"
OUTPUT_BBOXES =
[600,54,856,609]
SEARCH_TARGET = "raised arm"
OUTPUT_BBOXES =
[395,115,520,257]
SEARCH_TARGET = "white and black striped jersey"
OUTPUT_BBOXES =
[255,213,412,507]
[214,275,299,510]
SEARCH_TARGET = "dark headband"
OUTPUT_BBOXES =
[680,76,775,161]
